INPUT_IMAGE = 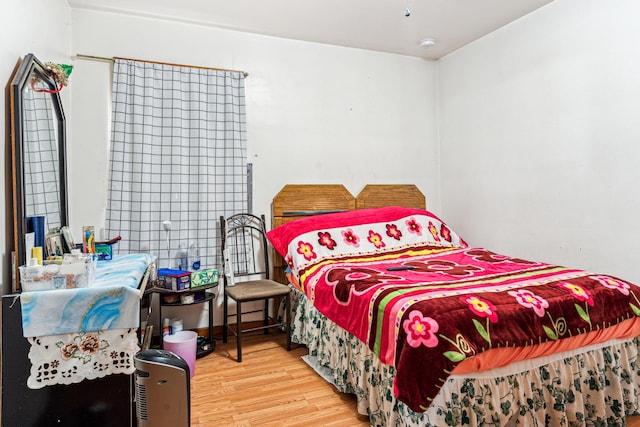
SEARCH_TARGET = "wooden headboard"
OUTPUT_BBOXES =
[355,184,426,210]
[270,184,426,283]
[272,184,426,225]
[271,184,356,228]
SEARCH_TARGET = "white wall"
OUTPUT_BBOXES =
[68,9,439,325]
[0,0,71,292]
[68,9,439,242]
[4,0,639,330]
[438,0,640,283]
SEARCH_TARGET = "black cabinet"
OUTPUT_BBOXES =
[1,295,135,427]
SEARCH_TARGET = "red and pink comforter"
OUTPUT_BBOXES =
[267,207,640,412]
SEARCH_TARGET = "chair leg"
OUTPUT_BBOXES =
[286,294,291,351]
[263,299,269,335]
[236,301,242,363]
[223,293,228,343]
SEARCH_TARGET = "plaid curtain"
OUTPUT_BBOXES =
[106,59,247,270]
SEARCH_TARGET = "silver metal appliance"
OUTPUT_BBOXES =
[134,349,190,427]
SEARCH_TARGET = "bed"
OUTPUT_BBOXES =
[269,184,640,427]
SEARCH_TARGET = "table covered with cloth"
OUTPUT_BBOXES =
[19,253,155,389]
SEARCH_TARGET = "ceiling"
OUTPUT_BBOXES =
[68,0,554,59]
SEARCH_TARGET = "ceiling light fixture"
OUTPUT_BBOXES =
[419,38,437,48]
[404,0,411,17]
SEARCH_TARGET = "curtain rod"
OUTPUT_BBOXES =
[75,53,249,77]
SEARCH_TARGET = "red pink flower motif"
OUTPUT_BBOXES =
[406,218,422,235]
[296,241,317,261]
[508,289,549,317]
[386,223,402,240]
[367,230,385,249]
[285,254,294,268]
[440,224,452,242]
[403,310,439,348]
[460,295,498,323]
[428,222,441,242]
[559,282,594,306]
[326,267,398,304]
[317,231,337,250]
[341,229,360,247]
[409,260,480,276]
[466,249,536,265]
[592,275,630,296]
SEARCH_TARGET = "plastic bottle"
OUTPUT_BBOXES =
[32,247,43,265]
[147,261,158,288]
[170,319,183,334]
[162,318,171,338]
[140,320,147,345]
[188,242,201,271]
[175,243,188,271]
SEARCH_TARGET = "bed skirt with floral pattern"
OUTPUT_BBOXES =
[290,289,640,427]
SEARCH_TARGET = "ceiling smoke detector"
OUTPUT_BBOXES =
[419,38,437,48]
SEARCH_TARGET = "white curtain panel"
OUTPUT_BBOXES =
[106,59,247,270]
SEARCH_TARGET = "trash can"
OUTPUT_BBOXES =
[163,330,198,377]
[135,349,190,427]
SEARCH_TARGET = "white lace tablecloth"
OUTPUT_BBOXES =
[27,328,139,389]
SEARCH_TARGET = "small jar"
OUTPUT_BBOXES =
[170,319,183,334]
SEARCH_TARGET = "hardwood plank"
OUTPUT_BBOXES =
[191,333,369,426]
[191,332,640,426]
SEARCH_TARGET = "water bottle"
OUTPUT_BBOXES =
[175,243,188,271]
[189,242,201,271]
[148,261,158,288]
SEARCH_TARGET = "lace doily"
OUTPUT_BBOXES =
[27,328,139,389]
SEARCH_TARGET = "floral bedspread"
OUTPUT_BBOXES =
[291,288,640,426]
[298,244,640,412]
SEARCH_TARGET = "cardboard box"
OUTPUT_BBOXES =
[190,268,218,288]
[95,243,113,260]
[157,268,191,291]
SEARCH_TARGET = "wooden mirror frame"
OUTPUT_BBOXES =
[10,53,68,289]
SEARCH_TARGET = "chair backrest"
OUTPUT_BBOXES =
[220,214,272,281]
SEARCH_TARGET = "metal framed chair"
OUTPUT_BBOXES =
[220,213,291,362]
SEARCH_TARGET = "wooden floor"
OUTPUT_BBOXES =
[191,332,640,427]
[191,333,369,426]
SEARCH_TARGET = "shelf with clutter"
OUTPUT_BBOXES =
[138,219,220,359]
[142,264,219,359]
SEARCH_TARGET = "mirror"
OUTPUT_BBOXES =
[10,53,68,287]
